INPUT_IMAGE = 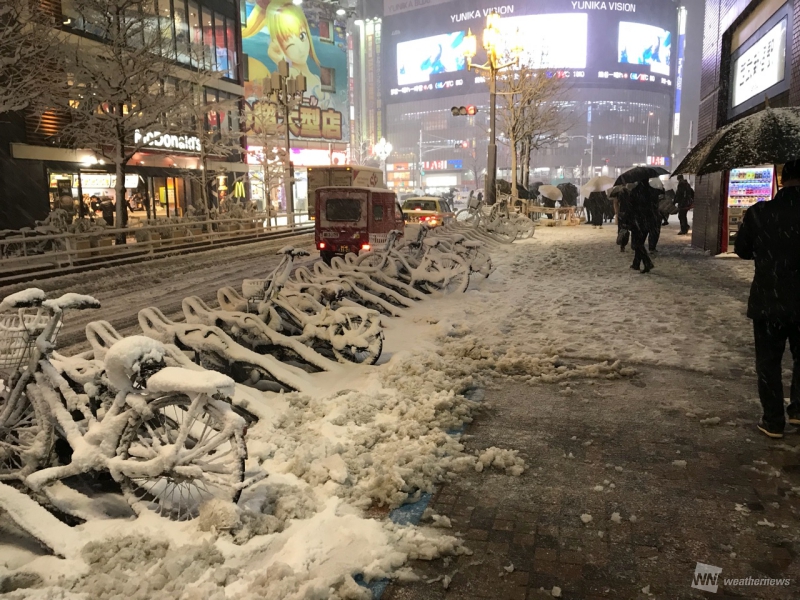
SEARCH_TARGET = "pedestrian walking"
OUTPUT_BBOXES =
[612,186,631,252]
[675,175,694,235]
[622,182,655,273]
[734,159,800,439]
[583,192,594,225]
[587,191,605,227]
[99,196,114,226]
[646,182,662,253]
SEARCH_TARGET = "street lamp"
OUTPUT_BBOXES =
[463,12,523,205]
[373,137,393,184]
[264,59,306,224]
[645,111,654,164]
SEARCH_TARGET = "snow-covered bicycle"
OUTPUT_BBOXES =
[355,230,471,294]
[0,289,247,521]
[219,247,384,365]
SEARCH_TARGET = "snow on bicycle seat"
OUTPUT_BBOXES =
[423,238,442,247]
[146,366,235,397]
[449,235,466,243]
[0,288,47,311]
[462,241,483,249]
[43,293,101,311]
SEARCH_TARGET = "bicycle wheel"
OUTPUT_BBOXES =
[117,394,246,521]
[514,216,536,240]
[329,309,383,365]
[486,219,518,244]
[419,254,470,294]
[356,252,402,280]
[0,385,53,480]
[455,209,478,225]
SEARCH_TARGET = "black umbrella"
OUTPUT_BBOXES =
[673,107,800,176]
[614,166,669,186]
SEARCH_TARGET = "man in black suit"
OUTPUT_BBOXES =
[735,160,800,438]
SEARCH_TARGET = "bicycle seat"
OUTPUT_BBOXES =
[0,288,46,311]
[291,249,310,258]
[462,240,483,249]
[423,238,442,248]
[104,335,168,392]
[43,293,101,312]
[449,235,466,243]
[145,366,235,397]
[276,246,310,258]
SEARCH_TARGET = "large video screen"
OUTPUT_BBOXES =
[383,0,677,103]
[499,13,588,69]
[618,22,671,76]
[397,32,468,86]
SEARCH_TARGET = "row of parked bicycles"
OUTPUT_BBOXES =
[455,197,536,243]
[0,223,495,524]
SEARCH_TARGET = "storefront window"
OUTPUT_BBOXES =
[174,0,190,64]
[202,7,215,70]
[215,13,228,75]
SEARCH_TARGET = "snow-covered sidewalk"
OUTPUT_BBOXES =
[0,220,764,599]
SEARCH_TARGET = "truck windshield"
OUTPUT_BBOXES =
[326,198,362,221]
[403,200,437,211]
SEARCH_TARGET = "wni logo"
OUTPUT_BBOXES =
[692,563,723,593]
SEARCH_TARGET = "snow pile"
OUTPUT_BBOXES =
[475,447,526,476]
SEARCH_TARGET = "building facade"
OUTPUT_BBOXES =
[694,0,799,254]
[381,0,680,195]
[0,0,247,230]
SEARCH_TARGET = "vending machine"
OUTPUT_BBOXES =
[725,166,776,252]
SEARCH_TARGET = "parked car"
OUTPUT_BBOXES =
[315,186,404,264]
[401,197,455,228]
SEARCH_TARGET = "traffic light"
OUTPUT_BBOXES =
[451,105,478,117]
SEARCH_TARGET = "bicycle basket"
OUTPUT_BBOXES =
[0,309,54,375]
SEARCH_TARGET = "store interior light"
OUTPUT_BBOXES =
[336,7,346,16]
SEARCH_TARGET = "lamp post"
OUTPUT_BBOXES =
[373,137,393,184]
[645,111,654,165]
[264,59,306,224]
[463,12,523,206]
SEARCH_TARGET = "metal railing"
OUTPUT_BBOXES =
[0,212,313,278]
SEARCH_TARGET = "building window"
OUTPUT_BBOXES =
[202,6,215,70]
[226,17,237,79]
[188,1,202,68]
[158,0,176,59]
[174,0,190,64]
[215,12,228,74]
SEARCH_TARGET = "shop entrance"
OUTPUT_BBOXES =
[150,176,188,218]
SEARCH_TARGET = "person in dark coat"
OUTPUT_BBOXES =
[675,175,694,235]
[99,196,114,226]
[612,186,631,252]
[621,182,656,273]
[646,182,662,253]
[734,160,800,438]
[587,191,605,227]
[583,192,594,225]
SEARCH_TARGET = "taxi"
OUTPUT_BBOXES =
[401,197,455,228]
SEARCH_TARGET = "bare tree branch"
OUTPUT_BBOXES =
[0,0,64,114]
[495,54,572,196]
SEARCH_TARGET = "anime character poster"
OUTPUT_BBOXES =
[242,0,349,142]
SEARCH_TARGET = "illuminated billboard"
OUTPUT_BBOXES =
[731,18,787,108]
[384,0,677,103]
[500,13,588,69]
[242,0,349,142]
[397,32,468,86]
[618,22,671,76]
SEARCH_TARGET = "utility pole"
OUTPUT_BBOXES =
[265,59,305,224]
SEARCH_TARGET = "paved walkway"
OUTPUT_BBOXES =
[384,222,800,600]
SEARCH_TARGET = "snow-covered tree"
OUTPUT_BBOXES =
[0,0,63,114]
[56,0,224,238]
[496,55,571,196]
[245,100,286,218]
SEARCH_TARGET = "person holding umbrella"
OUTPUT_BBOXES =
[735,160,800,438]
[614,167,667,272]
